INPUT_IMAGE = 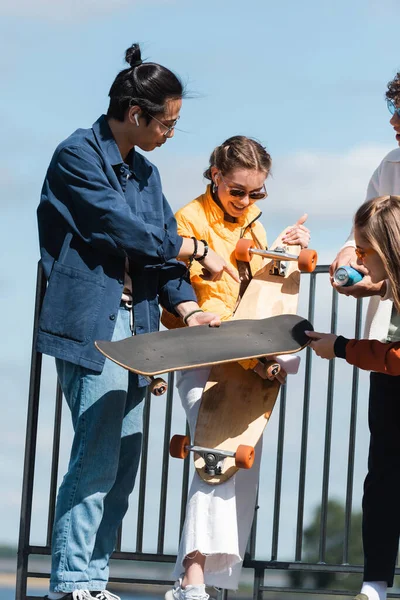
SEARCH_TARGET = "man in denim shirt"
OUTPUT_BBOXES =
[37,43,238,600]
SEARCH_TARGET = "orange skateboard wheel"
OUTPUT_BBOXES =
[149,377,168,396]
[169,434,190,459]
[235,239,254,262]
[298,248,318,273]
[235,444,255,469]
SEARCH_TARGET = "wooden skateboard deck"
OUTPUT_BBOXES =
[193,363,280,483]
[194,230,316,484]
[95,314,312,376]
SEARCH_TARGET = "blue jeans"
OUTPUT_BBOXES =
[50,305,145,592]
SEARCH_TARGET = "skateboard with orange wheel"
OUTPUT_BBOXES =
[176,229,317,485]
[94,231,316,482]
[95,314,312,380]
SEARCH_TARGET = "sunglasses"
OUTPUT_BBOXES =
[219,174,268,200]
[355,247,376,260]
[387,98,400,118]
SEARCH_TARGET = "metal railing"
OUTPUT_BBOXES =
[15,263,400,599]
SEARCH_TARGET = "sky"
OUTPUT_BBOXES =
[1,0,400,568]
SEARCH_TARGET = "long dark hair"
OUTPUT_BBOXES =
[107,43,184,123]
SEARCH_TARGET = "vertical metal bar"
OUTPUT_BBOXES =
[246,489,259,561]
[136,388,152,552]
[343,297,363,563]
[157,371,175,554]
[253,568,264,600]
[179,421,191,537]
[46,381,63,547]
[318,288,338,562]
[295,272,316,560]
[16,262,46,600]
[115,525,122,552]
[271,384,287,560]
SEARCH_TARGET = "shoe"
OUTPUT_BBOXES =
[165,577,213,600]
[44,592,96,600]
[352,595,369,600]
[92,593,120,600]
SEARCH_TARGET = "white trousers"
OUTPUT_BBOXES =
[171,367,262,590]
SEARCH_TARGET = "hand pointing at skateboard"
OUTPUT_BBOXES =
[199,247,240,283]
[282,214,310,248]
[177,238,240,283]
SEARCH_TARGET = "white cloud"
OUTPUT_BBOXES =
[156,143,393,221]
[0,0,173,21]
[267,144,393,219]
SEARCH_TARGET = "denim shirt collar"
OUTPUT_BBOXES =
[92,114,139,179]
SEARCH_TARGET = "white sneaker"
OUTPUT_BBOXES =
[92,592,120,600]
[164,577,213,600]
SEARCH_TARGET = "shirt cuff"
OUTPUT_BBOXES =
[163,279,197,315]
[157,234,183,263]
[334,335,350,359]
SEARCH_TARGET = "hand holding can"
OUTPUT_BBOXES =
[333,266,364,287]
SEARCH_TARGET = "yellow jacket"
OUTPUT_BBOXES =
[161,185,267,329]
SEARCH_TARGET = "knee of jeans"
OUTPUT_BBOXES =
[89,462,120,494]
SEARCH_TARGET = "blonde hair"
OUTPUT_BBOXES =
[354,195,400,311]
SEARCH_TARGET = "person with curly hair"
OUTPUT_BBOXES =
[328,72,400,600]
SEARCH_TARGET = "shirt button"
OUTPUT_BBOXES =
[109,314,116,321]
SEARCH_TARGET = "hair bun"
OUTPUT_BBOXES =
[125,43,142,69]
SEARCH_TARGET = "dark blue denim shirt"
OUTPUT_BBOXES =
[36,115,196,374]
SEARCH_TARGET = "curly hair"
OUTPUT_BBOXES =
[386,72,400,104]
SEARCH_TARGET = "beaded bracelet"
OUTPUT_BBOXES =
[187,236,198,270]
[183,308,204,326]
[194,239,209,262]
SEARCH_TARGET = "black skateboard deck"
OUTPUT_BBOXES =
[95,314,313,376]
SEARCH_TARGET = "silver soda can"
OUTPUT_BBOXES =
[333,266,364,287]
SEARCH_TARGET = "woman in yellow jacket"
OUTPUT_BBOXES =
[163,136,310,600]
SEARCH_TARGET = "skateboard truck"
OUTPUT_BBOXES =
[191,445,234,476]
[169,435,255,474]
[268,246,290,276]
[235,239,317,276]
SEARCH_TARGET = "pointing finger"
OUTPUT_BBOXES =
[225,265,240,283]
